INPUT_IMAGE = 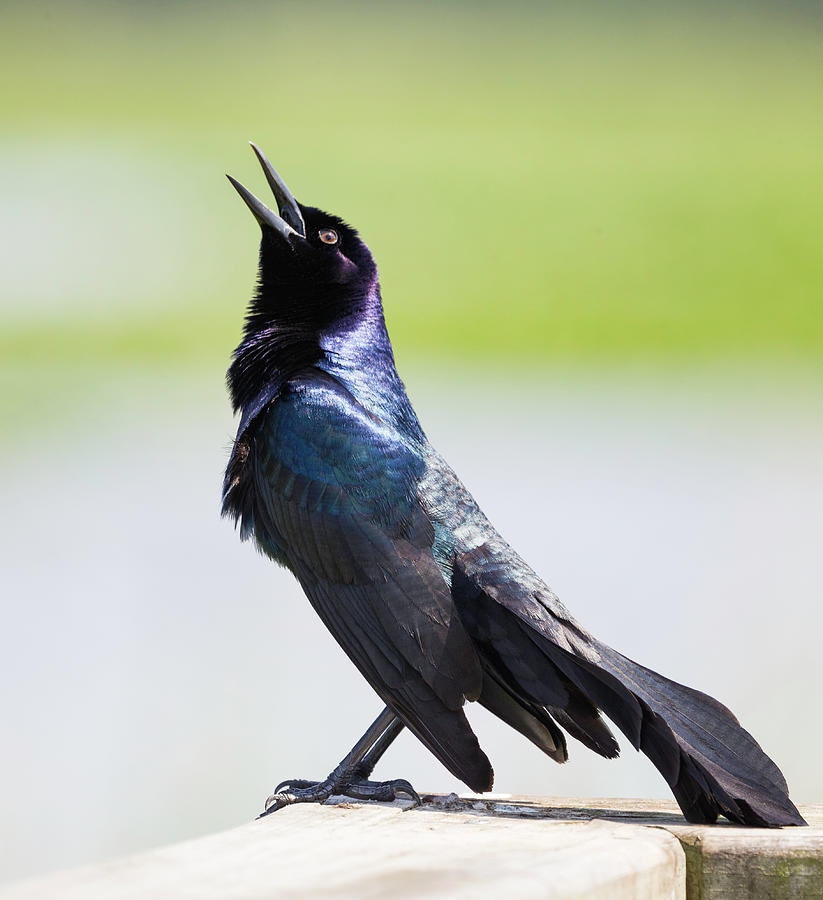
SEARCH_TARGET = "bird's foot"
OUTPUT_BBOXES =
[260,773,419,817]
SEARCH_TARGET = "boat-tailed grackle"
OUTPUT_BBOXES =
[223,144,805,827]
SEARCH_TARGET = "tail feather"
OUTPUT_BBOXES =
[451,553,803,826]
[549,701,620,759]
[478,668,568,763]
[535,632,805,826]
[451,570,621,759]
[606,653,790,794]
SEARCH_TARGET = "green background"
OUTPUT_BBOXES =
[3,1,821,376]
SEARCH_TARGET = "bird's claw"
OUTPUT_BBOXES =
[260,774,420,817]
[273,778,317,793]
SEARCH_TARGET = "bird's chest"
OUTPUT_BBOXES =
[229,374,429,588]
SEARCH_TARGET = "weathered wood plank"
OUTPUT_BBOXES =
[3,795,821,899]
[0,799,685,900]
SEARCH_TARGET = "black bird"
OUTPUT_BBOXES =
[223,144,805,827]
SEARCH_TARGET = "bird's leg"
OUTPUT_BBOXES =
[261,706,416,816]
[353,715,405,780]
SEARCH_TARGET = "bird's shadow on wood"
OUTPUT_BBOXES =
[403,793,705,828]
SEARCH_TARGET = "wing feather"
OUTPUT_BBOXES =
[246,370,492,790]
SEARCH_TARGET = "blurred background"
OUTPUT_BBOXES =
[1,0,821,885]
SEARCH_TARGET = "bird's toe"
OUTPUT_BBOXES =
[258,772,419,817]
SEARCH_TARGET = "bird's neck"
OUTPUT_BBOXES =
[228,283,424,442]
[317,286,425,441]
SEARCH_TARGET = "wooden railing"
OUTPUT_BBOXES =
[1,795,821,899]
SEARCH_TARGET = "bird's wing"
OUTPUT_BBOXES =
[246,369,492,791]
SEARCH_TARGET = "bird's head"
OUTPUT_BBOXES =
[226,143,397,415]
[227,143,377,332]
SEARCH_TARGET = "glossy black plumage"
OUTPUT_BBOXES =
[223,148,805,826]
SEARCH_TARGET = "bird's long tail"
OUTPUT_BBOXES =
[454,562,804,827]
[531,627,805,826]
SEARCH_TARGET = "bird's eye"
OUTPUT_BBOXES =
[318,228,339,245]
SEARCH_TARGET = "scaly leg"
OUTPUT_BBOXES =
[260,706,415,816]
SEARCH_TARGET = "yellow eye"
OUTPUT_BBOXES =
[319,228,338,245]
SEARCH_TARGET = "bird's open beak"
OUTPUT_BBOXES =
[227,143,306,239]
